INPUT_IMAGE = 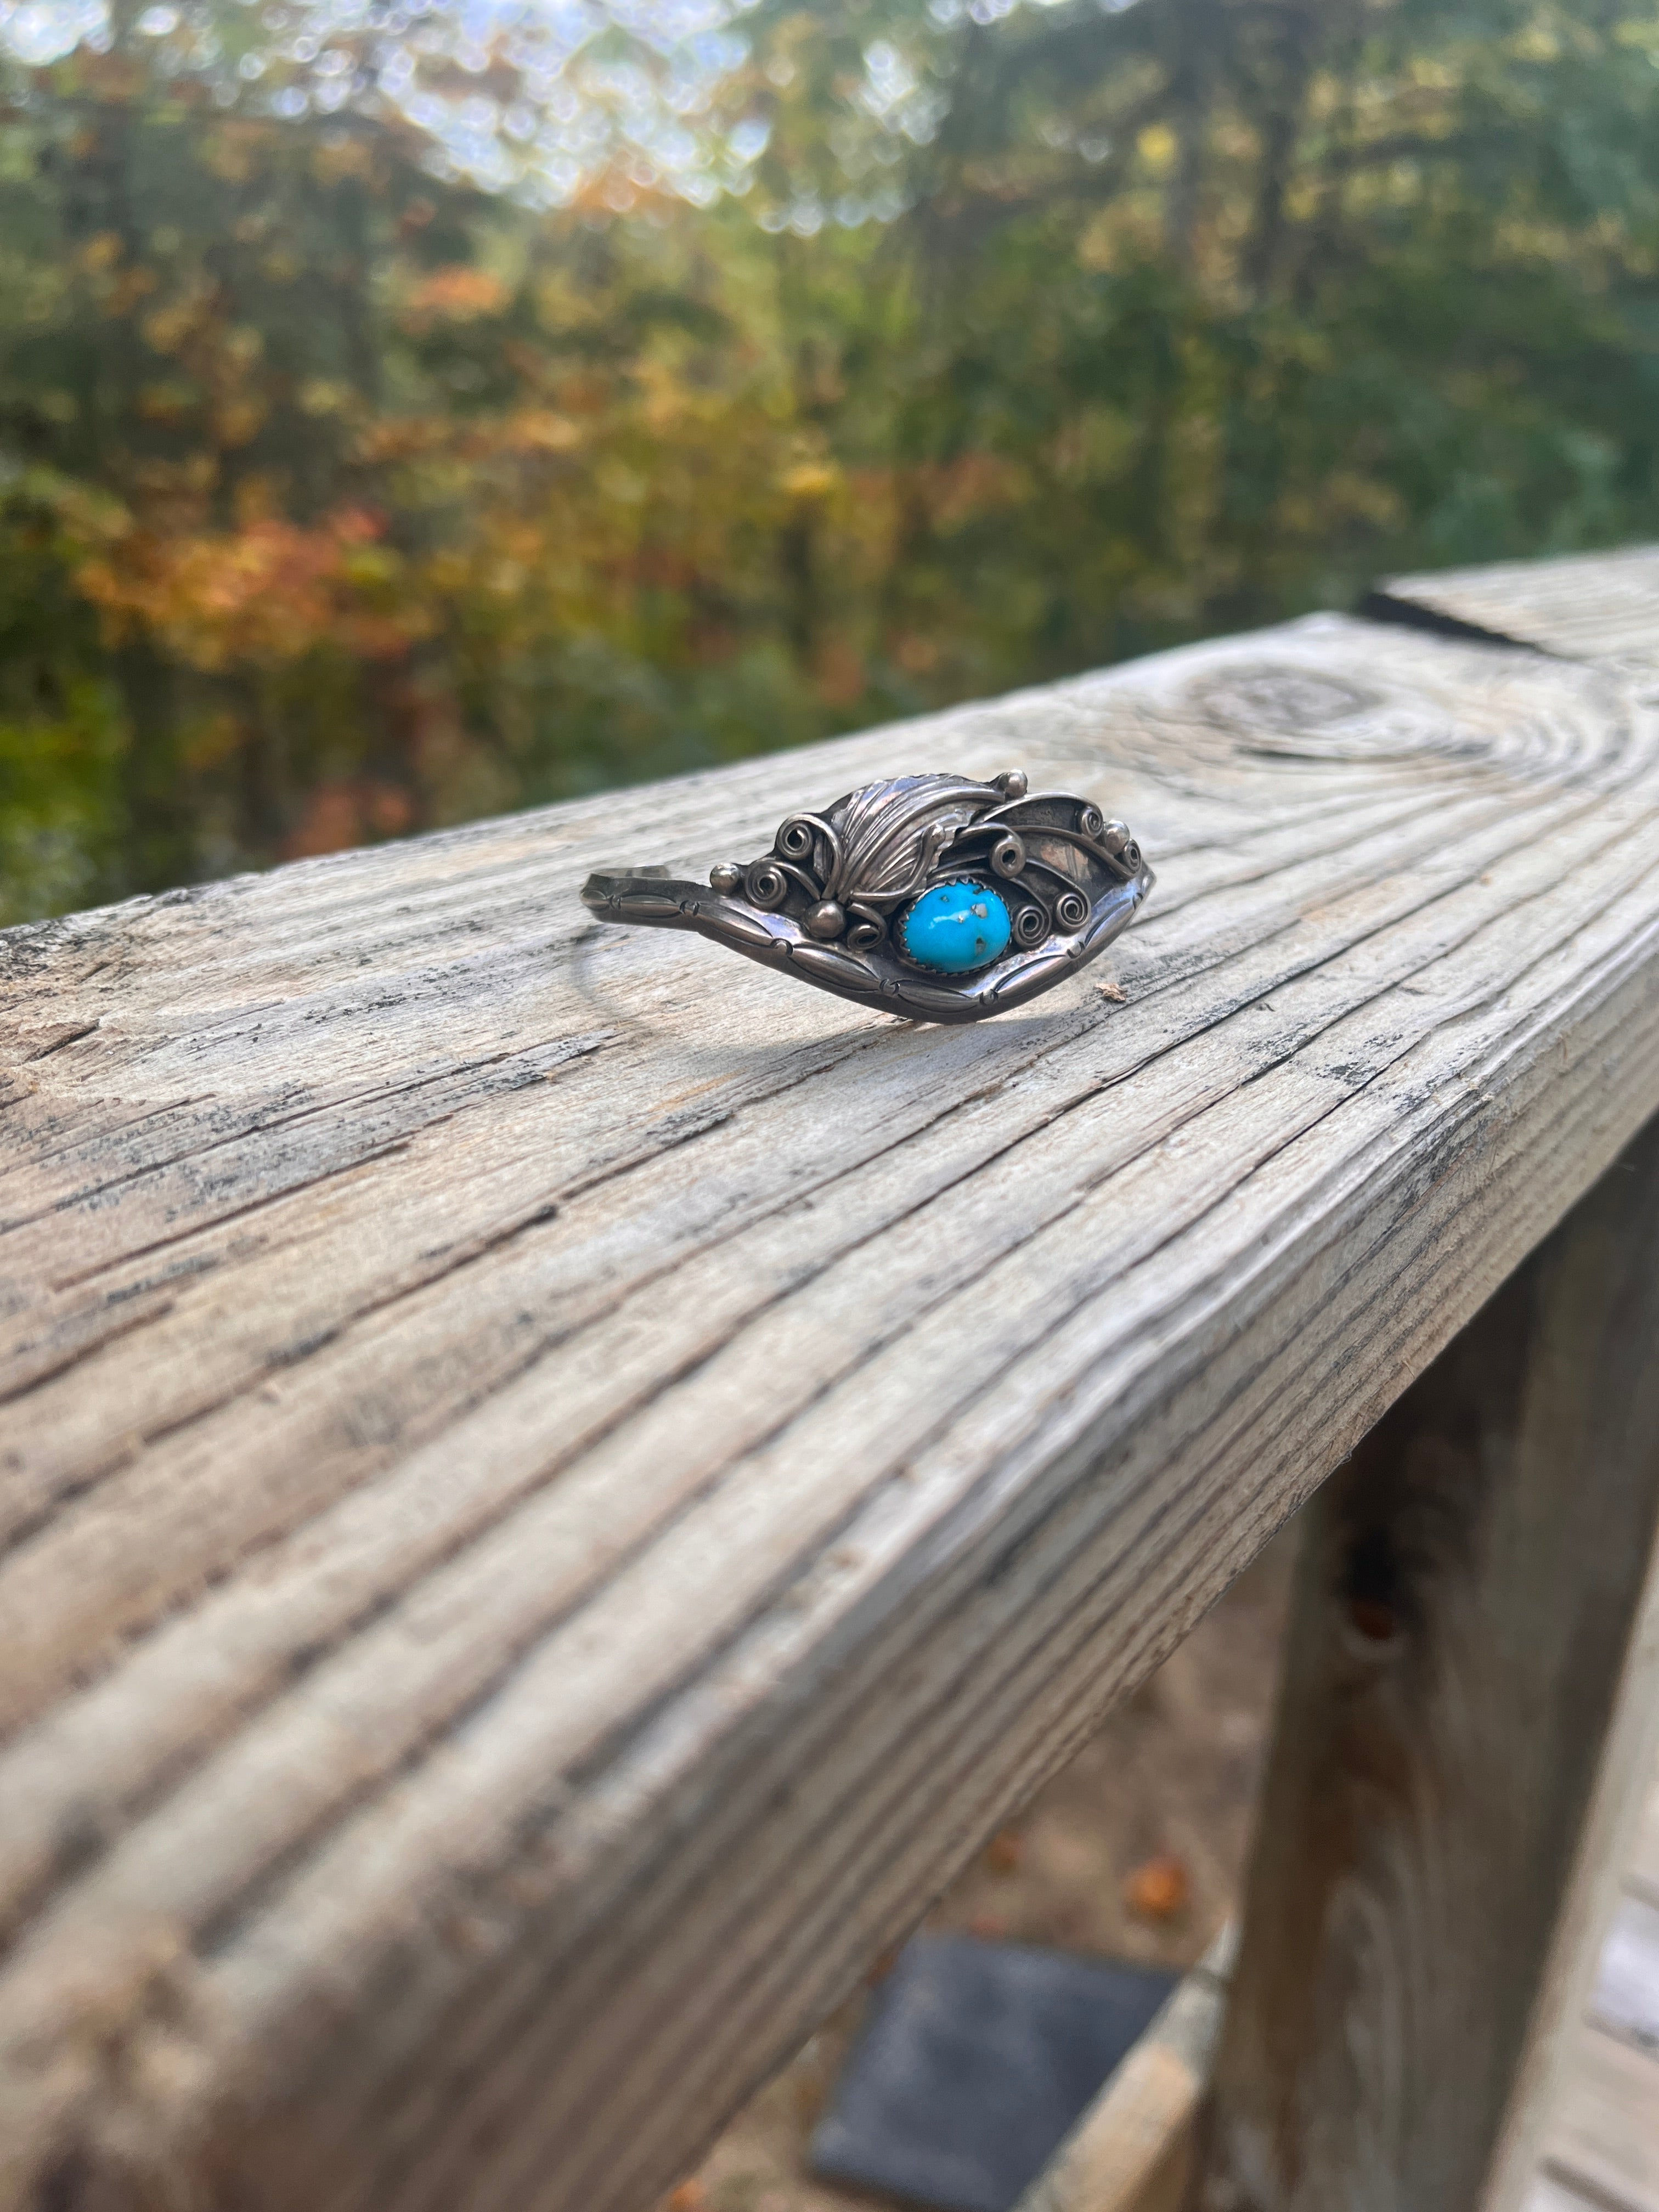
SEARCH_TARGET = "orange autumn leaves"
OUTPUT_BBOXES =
[42,193,966,729]
[75,509,422,672]
[1123,1852,1190,1923]
[398,264,511,331]
[16,0,1658,923]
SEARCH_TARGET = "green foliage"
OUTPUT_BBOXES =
[4,0,1659,918]
[0,469,124,924]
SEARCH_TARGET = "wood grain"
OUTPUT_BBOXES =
[1199,1113,1659,2212]
[6,580,1659,2210]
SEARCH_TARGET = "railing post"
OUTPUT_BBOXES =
[1198,1115,1659,2212]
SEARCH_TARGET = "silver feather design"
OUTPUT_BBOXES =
[821,775,991,906]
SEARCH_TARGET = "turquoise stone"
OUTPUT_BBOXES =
[898,879,1012,975]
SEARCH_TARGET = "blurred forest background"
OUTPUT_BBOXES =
[3,0,1659,923]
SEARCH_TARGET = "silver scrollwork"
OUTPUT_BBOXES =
[580,768,1154,1025]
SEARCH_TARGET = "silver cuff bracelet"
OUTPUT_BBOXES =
[580,769,1152,1024]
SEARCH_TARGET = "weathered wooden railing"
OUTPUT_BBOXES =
[4,546,1659,2212]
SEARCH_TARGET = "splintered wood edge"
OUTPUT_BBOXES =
[1014,1926,1236,2212]
[1380,544,1659,663]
